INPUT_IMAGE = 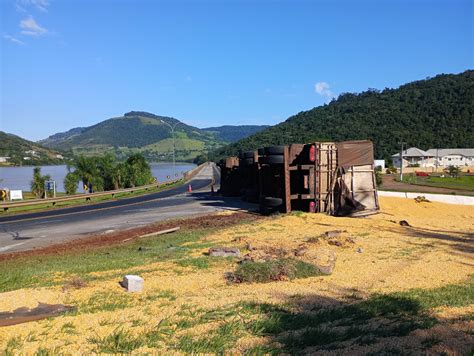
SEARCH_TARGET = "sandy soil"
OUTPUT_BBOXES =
[0,197,472,354]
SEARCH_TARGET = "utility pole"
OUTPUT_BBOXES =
[160,120,182,178]
[435,148,439,173]
[399,142,406,181]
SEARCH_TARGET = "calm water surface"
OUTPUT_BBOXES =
[0,162,196,192]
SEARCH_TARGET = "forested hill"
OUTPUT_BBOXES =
[211,70,474,161]
[38,112,268,162]
[202,125,269,142]
[0,131,69,166]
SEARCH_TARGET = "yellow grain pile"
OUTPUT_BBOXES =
[0,196,472,354]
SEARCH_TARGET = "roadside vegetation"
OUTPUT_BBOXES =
[0,178,183,215]
[64,153,154,194]
[30,167,51,198]
[401,173,474,191]
[0,198,472,354]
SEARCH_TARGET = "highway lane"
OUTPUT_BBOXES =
[0,177,212,224]
[0,163,241,253]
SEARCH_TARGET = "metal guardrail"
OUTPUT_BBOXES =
[0,162,209,212]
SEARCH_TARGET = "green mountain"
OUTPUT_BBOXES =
[40,111,225,162]
[211,70,474,162]
[202,125,269,143]
[40,112,272,162]
[0,131,69,166]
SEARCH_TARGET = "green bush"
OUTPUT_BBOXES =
[375,166,383,186]
[64,171,79,195]
[30,167,51,198]
[64,153,154,193]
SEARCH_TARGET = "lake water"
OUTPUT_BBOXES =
[0,162,196,193]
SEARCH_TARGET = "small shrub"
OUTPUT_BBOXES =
[375,166,383,186]
[230,258,321,283]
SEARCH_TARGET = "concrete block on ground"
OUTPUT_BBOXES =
[208,247,241,257]
[123,275,144,292]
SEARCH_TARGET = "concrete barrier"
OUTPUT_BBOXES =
[183,162,208,181]
[378,190,474,205]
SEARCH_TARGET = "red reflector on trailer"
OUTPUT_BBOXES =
[309,145,316,162]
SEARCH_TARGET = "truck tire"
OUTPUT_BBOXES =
[258,156,284,164]
[241,158,254,165]
[267,155,284,164]
[264,146,285,155]
[260,196,283,207]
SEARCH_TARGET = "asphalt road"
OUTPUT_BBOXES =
[0,163,253,254]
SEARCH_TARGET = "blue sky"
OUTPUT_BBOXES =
[1,0,472,141]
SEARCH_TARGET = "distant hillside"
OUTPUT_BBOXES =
[40,127,86,146]
[39,111,226,162]
[40,112,273,162]
[202,125,269,143]
[211,70,474,161]
[0,131,69,166]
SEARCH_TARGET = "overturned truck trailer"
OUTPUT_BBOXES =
[219,140,379,217]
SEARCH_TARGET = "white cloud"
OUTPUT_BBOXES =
[20,16,47,36]
[16,0,49,12]
[3,34,25,45]
[314,81,335,101]
[15,3,27,12]
[30,0,49,11]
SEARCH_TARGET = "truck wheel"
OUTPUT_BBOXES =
[258,156,284,164]
[264,146,285,155]
[267,155,284,164]
[260,196,283,207]
[241,158,254,165]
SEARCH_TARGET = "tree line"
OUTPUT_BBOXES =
[210,70,473,163]
[30,153,155,197]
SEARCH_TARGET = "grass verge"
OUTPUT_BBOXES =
[0,228,208,293]
[401,175,474,192]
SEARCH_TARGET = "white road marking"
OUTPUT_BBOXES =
[0,242,27,252]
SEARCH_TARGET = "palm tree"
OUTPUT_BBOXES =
[64,171,79,195]
[69,156,103,192]
[30,167,51,198]
[125,153,154,187]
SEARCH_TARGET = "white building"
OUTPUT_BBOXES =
[24,150,39,157]
[392,147,433,168]
[0,157,10,163]
[374,159,385,170]
[392,147,474,168]
[426,148,474,167]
